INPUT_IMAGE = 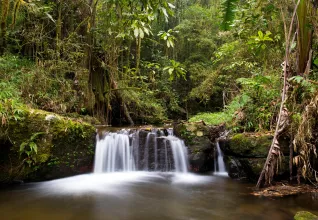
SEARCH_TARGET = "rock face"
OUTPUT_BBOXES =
[0,109,96,184]
[219,133,290,181]
[174,121,225,172]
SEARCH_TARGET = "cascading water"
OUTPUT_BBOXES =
[167,136,188,173]
[94,130,135,173]
[214,141,228,176]
[94,129,188,173]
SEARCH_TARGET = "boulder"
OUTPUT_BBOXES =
[174,121,217,172]
[220,133,290,158]
[0,108,96,183]
[219,133,290,181]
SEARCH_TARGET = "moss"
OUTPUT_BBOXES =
[0,107,96,183]
[227,133,272,157]
[294,211,318,220]
[174,122,210,146]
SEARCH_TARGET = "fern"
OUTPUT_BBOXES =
[220,0,239,31]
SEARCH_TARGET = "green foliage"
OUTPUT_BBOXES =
[158,29,177,48]
[190,72,280,132]
[248,31,274,55]
[235,74,280,131]
[19,132,45,167]
[0,54,33,100]
[289,76,318,93]
[0,53,88,114]
[189,112,231,125]
[0,0,300,130]
[0,99,25,126]
[163,59,186,81]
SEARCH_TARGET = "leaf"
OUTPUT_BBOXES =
[139,28,144,39]
[29,142,37,154]
[134,28,139,38]
[258,31,264,38]
[167,40,171,48]
[30,132,45,141]
[45,12,55,23]
[168,68,174,75]
[161,7,168,21]
[290,76,304,84]
[168,39,174,48]
[143,27,149,36]
[20,142,27,152]
[168,3,175,9]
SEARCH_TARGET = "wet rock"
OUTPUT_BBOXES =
[219,133,290,182]
[174,121,220,172]
[226,158,247,179]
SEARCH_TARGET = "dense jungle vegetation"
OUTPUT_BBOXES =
[0,0,318,186]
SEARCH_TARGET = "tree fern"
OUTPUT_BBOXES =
[220,0,239,31]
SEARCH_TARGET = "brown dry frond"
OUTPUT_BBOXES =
[293,92,318,182]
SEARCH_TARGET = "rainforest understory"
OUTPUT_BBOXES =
[0,0,318,190]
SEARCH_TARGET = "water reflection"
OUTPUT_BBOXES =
[0,173,317,220]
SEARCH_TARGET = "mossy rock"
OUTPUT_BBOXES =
[220,133,273,158]
[220,133,291,158]
[294,211,318,220]
[0,108,96,183]
[226,156,289,181]
[174,121,210,145]
[174,122,215,172]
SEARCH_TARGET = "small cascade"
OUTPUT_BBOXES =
[94,128,189,173]
[164,139,169,171]
[214,141,228,176]
[94,131,135,173]
[167,128,174,136]
[143,132,152,171]
[167,136,188,173]
[132,131,140,170]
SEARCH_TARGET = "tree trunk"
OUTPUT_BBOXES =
[256,0,300,189]
[0,0,9,55]
[86,0,99,115]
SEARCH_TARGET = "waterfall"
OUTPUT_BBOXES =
[143,132,152,171]
[167,136,188,173]
[94,131,135,173]
[132,131,140,170]
[214,141,228,176]
[94,129,188,173]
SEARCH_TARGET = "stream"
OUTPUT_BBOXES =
[0,172,317,220]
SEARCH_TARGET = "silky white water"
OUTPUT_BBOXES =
[165,136,188,173]
[214,141,228,176]
[94,129,188,173]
